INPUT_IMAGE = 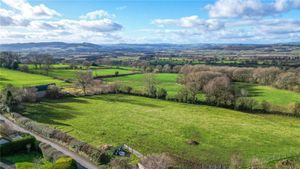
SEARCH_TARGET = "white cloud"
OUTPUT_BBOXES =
[80,10,115,20]
[1,0,61,19]
[30,19,122,32]
[149,16,300,43]
[0,8,30,26]
[152,15,224,31]
[0,0,123,43]
[206,0,300,18]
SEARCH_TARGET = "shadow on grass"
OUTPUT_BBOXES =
[23,97,88,126]
[234,82,263,97]
[86,95,163,108]
[0,77,11,82]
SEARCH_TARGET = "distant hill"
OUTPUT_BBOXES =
[0,42,299,56]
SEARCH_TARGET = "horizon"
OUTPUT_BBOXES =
[1,0,300,44]
[1,41,300,45]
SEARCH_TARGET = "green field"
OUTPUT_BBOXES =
[29,68,134,81]
[235,82,300,108]
[106,73,300,106]
[21,64,70,69]
[105,73,184,98]
[24,94,300,165]
[0,68,65,89]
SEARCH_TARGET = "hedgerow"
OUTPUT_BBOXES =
[9,112,112,165]
[0,134,36,156]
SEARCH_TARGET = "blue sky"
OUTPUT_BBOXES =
[1,0,300,44]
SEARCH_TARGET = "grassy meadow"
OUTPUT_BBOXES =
[105,73,182,98]
[0,68,65,89]
[28,67,134,81]
[106,73,300,107]
[235,82,300,108]
[24,94,300,165]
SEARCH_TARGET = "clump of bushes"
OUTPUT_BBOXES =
[234,97,258,112]
[52,157,77,169]
[288,102,300,115]
[46,85,62,99]
[22,87,38,103]
[39,142,66,162]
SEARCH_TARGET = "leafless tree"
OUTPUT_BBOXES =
[75,71,93,95]
[203,76,235,106]
[144,73,157,97]
[42,54,53,75]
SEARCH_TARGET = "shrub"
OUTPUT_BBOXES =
[53,157,77,169]
[0,84,23,112]
[235,97,257,111]
[19,65,29,72]
[22,87,38,103]
[288,102,300,115]
[0,134,36,156]
[46,85,61,99]
[156,88,167,99]
[120,85,133,94]
[39,143,66,162]
[261,100,272,113]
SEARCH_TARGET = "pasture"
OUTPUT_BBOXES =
[0,68,65,89]
[105,73,181,97]
[106,73,300,106]
[24,94,300,165]
[29,67,134,81]
[235,82,300,108]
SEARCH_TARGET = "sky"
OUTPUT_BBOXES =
[0,0,300,44]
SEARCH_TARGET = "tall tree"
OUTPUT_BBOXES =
[203,76,235,106]
[75,71,93,95]
[144,73,157,97]
[0,52,19,70]
[42,54,53,75]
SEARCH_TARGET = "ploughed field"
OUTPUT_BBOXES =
[106,73,300,108]
[24,94,300,164]
[0,68,65,89]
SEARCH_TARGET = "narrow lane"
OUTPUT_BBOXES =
[0,115,100,169]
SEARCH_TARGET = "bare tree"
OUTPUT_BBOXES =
[144,73,157,97]
[42,54,53,75]
[0,84,22,112]
[75,71,93,95]
[162,64,171,73]
[0,52,19,70]
[83,61,91,69]
[203,76,235,106]
[28,52,43,69]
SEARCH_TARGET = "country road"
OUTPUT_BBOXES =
[0,115,100,169]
